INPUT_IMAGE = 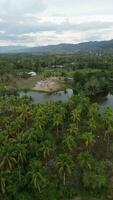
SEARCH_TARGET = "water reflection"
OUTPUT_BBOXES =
[19,89,73,103]
[20,90,113,111]
[98,93,113,112]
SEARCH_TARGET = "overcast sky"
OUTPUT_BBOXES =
[0,0,113,46]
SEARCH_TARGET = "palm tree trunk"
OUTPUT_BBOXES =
[62,123,64,133]
[63,172,66,186]
[107,134,110,154]
[57,125,59,138]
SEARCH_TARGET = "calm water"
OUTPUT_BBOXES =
[98,93,113,111]
[19,89,73,103]
[20,90,113,110]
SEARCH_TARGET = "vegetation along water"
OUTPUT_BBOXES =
[1,52,113,200]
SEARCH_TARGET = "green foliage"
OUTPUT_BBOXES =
[82,161,106,192]
[0,94,112,199]
[1,51,113,199]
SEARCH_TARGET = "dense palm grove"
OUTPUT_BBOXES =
[1,53,113,199]
[1,94,113,200]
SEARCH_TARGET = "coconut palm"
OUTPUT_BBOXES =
[88,117,96,132]
[63,134,76,152]
[0,171,6,194]
[56,153,74,185]
[81,132,95,151]
[78,152,93,170]
[28,160,47,193]
[103,106,113,129]
[103,106,113,151]
[68,123,79,136]
[15,143,27,165]
[53,113,63,137]
[71,107,81,127]
[34,115,45,130]
[0,152,16,173]
[39,140,53,162]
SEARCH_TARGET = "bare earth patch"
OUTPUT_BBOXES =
[32,77,65,92]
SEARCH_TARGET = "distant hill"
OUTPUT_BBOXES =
[0,46,27,54]
[1,39,113,54]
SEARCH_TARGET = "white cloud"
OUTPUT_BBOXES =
[0,0,113,46]
[0,30,5,34]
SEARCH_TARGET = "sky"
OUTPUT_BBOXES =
[0,0,113,46]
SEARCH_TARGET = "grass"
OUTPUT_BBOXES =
[15,76,69,92]
[7,68,103,91]
[13,75,41,90]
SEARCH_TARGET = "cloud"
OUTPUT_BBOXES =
[0,0,113,46]
[0,0,46,17]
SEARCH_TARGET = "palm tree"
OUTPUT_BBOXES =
[88,103,99,120]
[82,160,106,191]
[56,153,74,185]
[30,171,46,193]
[103,106,113,129]
[71,107,81,127]
[28,160,47,193]
[53,113,63,137]
[68,123,79,136]
[88,117,96,132]
[39,140,53,162]
[81,132,95,151]
[88,104,100,132]
[0,153,16,173]
[63,134,76,152]
[0,171,6,194]
[103,106,113,151]
[59,106,66,132]
[16,104,31,125]
[12,116,23,136]
[15,143,27,165]
[78,152,93,170]
[34,116,45,130]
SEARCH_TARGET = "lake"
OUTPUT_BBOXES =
[20,90,113,110]
[98,93,113,111]
[19,89,73,103]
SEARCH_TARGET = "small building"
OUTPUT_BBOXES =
[28,71,37,77]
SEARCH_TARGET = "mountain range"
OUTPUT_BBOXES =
[1,39,113,54]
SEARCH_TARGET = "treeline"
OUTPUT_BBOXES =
[73,70,113,96]
[0,52,113,73]
[1,94,113,199]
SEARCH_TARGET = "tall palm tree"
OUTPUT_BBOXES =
[88,117,96,132]
[103,106,113,129]
[16,104,31,123]
[71,107,81,127]
[0,171,6,194]
[59,106,66,132]
[78,152,93,170]
[56,153,74,185]
[63,134,76,152]
[15,143,27,165]
[88,103,100,132]
[103,106,113,151]
[0,152,16,173]
[81,132,95,151]
[39,140,53,162]
[53,113,63,137]
[28,160,47,193]
[34,115,45,130]
[68,123,79,136]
